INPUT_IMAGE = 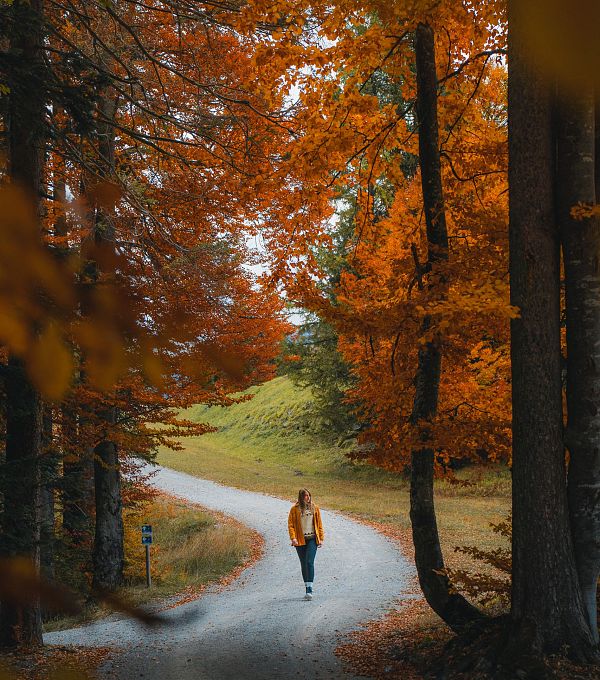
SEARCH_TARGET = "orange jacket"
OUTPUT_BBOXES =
[288,503,324,546]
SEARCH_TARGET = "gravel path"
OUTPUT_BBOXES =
[46,465,415,679]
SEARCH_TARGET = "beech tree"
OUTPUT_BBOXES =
[409,21,481,632]
[240,0,509,629]
[506,6,595,663]
[557,82,600,644]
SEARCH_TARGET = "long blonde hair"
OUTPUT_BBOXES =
[297,488,312,512]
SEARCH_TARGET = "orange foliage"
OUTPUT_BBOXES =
[1,2,297,526]
[2,0,518,472]
[236,0,514,468]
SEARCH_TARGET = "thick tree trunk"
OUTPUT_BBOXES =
[92,407,124,591]
[89,90,124,591]
[408,23,481,634]
[0,0,45,648]
[557,86,600,643]
[507,0,598,662]
[0,360,43,647]
[40,409,56,583]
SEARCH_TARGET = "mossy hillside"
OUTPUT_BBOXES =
[157,376,511,559]
[186,375,346,446]
[169,376,408,491]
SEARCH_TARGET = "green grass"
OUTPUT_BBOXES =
[157,376,511,561]
[124,496,253,594]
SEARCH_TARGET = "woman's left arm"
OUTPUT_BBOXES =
[316,507,324,546]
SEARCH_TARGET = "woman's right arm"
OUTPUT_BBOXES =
[288,508,299,546]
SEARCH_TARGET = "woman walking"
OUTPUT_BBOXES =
[288,488,324,600]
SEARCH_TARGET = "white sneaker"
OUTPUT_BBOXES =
[304,587,313,601]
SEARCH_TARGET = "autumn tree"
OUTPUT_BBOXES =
[0,0,46,647]
[87,85,125,591]
[239,0,510,636]
[557,65,600,648]
[0,0,293,642]
[408,20,482,631]
[244,0,600,670]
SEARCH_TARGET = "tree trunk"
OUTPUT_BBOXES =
[595,97,600,201]
[557,85,600,643]
[0,360,43,647]
[89,90,124,591]
[92,407,124,591]
[61,410,95,548]
[507,0,598,662]
[40,409,56,583]
[56,172,96,551]
[408,23,481,633]
[0,0,45,648]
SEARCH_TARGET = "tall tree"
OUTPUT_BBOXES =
[507,0,597,662]
[409,21,481,633]
[0,0,291,638]
[0,0,46,647]
[241,0,510,631]
[87,88,124,591]
[557,84,600,642]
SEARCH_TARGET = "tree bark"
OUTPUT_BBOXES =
[56,171,96,550]
[89,90,124,591]
[0,360,44,647]
[62,460,94,541]
[595,97,600,201]
[0,0,45,648]
[61,404,95,548]
[92,408,124,591]
[507,0,598,662]
[408,23,481,634]
[557,85,600,643]
[40,409,56,583]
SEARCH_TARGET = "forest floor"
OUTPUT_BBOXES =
[0,494,261,680]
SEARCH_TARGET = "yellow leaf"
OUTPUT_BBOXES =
[141,348,164,388]
[0,307,29,354]
[514,0,600,89]
[27,324,74,401]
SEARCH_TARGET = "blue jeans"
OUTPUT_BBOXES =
[295,537,317,583]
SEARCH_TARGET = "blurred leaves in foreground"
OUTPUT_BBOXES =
[0,557,166,678]
[513,0,600,89]
[0,185,246,399]
[0,558,163,627]
[0,184,143,397]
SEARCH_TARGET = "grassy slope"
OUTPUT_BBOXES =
[157,376,510,558]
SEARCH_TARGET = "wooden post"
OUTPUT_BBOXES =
[145,544,152,588]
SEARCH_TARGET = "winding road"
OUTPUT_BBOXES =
[47,465,415,679]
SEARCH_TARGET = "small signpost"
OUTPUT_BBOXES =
[141,525,153,587]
